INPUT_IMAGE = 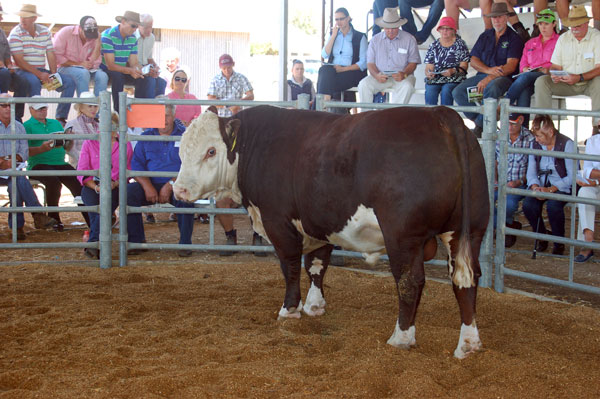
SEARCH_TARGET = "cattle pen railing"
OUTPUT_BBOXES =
[0,92,598,298]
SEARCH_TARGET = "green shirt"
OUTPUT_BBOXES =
[24,117,66,169]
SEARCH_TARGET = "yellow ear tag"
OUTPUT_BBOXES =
[231,135,237,152]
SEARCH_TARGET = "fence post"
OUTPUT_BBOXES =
[315,94,325,112]
[118,92,128,266]
[297,93,310,110]
[98,91,112,269]
[494,98,510,292]
[479,98,498,288]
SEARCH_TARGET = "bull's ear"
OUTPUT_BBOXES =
[224,119,241,163]
[207,106,218,115]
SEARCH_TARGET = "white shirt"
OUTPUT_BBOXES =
[583,134,600,181]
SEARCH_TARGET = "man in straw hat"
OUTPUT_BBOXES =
[99,10,150,112]
[8,4,76,125]
[452,2,523,137]
[534,5,600,121]
[357,7,421,109]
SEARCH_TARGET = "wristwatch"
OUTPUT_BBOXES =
[580,74,585,82]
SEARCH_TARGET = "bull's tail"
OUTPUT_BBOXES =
[450,115,476,289]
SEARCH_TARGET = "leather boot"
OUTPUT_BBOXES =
[512,21,530,43]
[33,213,57,229]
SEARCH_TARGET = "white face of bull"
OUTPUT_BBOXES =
[173,110,241,203]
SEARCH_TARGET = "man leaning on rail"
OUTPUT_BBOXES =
[0,93,56,240]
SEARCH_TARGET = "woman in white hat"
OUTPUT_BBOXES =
[64,92,99,168]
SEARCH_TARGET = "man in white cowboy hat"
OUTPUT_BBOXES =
[53,15,108,98]
[357,7,421,109]
[99,10,150,112]
[451,2,523,137]
[534,5,600,120]
[8,4,76,125]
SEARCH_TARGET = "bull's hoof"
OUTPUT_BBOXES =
[454,322,482,359]
[303,283,326,316]
[387,322,416,349]
[277,301,303,320]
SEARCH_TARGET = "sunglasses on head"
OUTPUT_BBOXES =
[174,76,187,83]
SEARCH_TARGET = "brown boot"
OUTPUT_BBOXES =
[33,213,57,229]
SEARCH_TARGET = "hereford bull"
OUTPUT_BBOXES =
[173,105,489,358]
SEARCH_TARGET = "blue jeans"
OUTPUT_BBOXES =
[126,181,195,244]
[505,71,543,125]
[399,0,445,43]
[136,76,167,99]
[0,68,27,121]
[100,64,153,112]
[523,194,568,238]
[81,186,119,242]
[14,68,76,119]
[452,74,513,127]
[425,82,458,105]
[58,66,109,97]
[494,185,525,228]
[0,176,43,228]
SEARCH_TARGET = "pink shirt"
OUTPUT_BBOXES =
[77,139,133,185]
[167,91,202,124]
[520,32,559,72]
[53,25,101,69]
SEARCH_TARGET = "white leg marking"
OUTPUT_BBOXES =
[454,321,482,359]
[303,282,326,316]
[438,231,454,276]
[277,300,303,320]
[387,320,416,349]
[308,258,323,275]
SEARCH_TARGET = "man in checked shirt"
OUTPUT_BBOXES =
[495,112,535,248]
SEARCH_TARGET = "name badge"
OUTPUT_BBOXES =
[584,52,594,59]
[174,141,181,148]
[398,48,408,54]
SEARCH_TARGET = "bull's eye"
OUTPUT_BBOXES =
[207,147,216,157]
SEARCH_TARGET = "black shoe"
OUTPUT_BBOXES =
[471,125,483,138]
[84,247,99,259]
[178,249,193,257]
[145,213,156,224]
[53,222,64,232]
[220,232,237,256]
[536,240,548,253]
[575,250,594,263]
[252,233,268,257]
[552,243,565,256]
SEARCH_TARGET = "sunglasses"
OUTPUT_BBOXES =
[0,104,10,108]
[335,17,347,21]
[174,77,187,83]
[129,23,139,29]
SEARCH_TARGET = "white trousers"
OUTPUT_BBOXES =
[577,185,600,240]
[357,74,416,112]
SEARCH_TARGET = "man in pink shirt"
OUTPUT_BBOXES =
[53,16,108,97]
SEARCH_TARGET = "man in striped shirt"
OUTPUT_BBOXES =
[8,4,76,125]
[99,10,149,112]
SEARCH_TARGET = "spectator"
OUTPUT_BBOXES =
[24,95,89,232]
[53,15,108,97]
[495,113,535,248]
[100,10,150,112]
[287,59,315,106]
[135,13,167,98]
[159,47,189,92]
[358,7,421,109]
[317,7,367,106]
[523,114,574,256]
[399,0,445,45]
[207,53,253,116]
[452,3,523,137]
[207,54,263,256]
[575,127,600,263]
[423,17,469,106]
[0,93,55,239]
[505,9,558,127]
[167,69,201,127]
[533,6,600,122]
[77,112,133,259]
[8,4,76,125]
[0,2,27,122]
[126,100,195,257]
[64,91,99,168]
